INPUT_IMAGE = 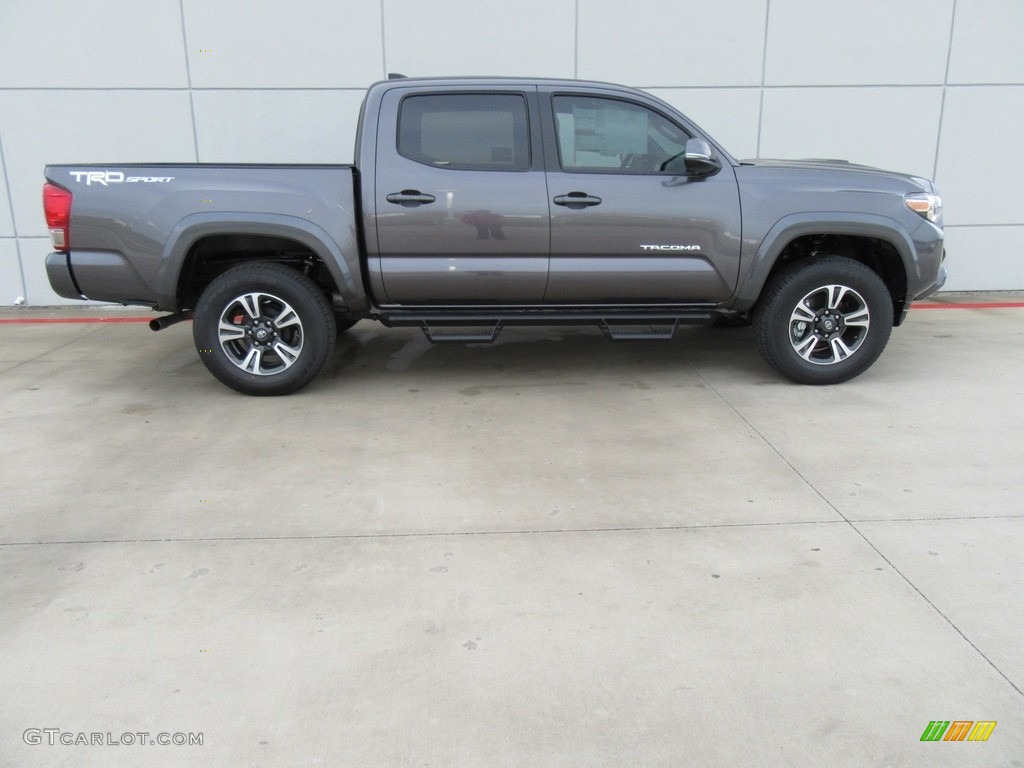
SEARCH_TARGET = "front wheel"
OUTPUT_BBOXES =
[193,263,336,395]
[753,257,893,385]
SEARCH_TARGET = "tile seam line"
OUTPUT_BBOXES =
[756,0,771,156]
[177,0,199,162]
[0,87,375,92]
[638,83,1019,90]
[693,367,1024,701]
[934,0,958,180]
[2,84,1021,93]
[379,0,388,79]
[0,131,27,300]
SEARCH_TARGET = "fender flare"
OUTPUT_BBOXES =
[732,212,919,310]
[155,212,363,311]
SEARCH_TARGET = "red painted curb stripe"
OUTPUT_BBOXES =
[0,317,154,324]
[0,302,1022,325]
[912,302,1024,310]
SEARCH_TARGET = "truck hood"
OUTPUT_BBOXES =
[739,158,934,192]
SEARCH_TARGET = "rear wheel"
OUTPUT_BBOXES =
[193,263,336,395]
[754,257,893,384]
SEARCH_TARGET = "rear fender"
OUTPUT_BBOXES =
[157,213,364,312]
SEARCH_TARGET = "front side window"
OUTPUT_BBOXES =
[398,93,530,171]
[553,95,690,174]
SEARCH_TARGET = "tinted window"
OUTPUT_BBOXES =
[399,94,531,171]
[553,95,690,174]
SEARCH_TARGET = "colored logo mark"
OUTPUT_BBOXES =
[920,720,996,742]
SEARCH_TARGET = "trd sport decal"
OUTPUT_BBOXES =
[69,171,174,186]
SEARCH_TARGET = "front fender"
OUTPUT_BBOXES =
[732,212,918,310]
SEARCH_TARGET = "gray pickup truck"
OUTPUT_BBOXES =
[43,76,946,395]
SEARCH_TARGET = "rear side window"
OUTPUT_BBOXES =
[398,93,531,171]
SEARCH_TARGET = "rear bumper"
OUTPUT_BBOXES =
[46,249,155,306]
[45,252,85,300]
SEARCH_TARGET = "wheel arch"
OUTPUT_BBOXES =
[156,213,364,313]
[734,213,916,325]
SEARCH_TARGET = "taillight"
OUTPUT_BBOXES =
[43,183,72,251]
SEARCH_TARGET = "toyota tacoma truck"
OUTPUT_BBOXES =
[42,76,946,395]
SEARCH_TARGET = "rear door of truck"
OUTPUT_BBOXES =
[372,85,549,305]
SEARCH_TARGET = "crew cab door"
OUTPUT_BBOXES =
[372,87,549,305]
[540,89,742,304]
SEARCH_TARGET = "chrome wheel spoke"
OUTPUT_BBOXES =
[218,320,247,343]
[272,340,301,368]
[826,285,849,311]
[274,306,300,329]
[829,336,854,362]
[239,292,263,320]
[790,299,817,325]
[794,335,820,361]
[844,307,870,328]
[240,346,263,374]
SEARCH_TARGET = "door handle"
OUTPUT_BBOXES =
[553,192,602,209]
[386,190,436,206]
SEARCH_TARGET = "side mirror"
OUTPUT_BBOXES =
[684,138,720,176]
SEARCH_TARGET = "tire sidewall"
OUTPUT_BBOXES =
[193,264,335,395]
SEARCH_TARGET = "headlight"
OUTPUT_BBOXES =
[906,192,942,224]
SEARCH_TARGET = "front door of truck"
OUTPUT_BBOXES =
[541,91,742,304]
[372,87,549,305]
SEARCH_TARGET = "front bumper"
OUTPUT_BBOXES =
[914,259,948,301]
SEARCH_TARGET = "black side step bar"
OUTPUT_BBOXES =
[420,322,503,343]
[598,320,679,341]
[378,309,717,344]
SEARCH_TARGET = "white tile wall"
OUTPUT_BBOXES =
[183,0,384,88]
[942,226,1024,291]
[646,88,762,160]
[0,0,1022,303]
[0,239,26,305]
[759,87,944,180]
[579,0,767,86]
[17,238,78,306]
[764,0,955,86]
[383,0,575,78]
[948,0,1024,84]
[935,86,1024,226]
[0,155,15,237]
[0,91,195,237]
[193,90,365,164]
[0,0,189,88]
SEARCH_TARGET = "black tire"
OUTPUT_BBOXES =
[753,257,893,385]
[193,263,336,395]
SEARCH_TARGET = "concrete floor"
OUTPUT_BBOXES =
[1,296,1022,767]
